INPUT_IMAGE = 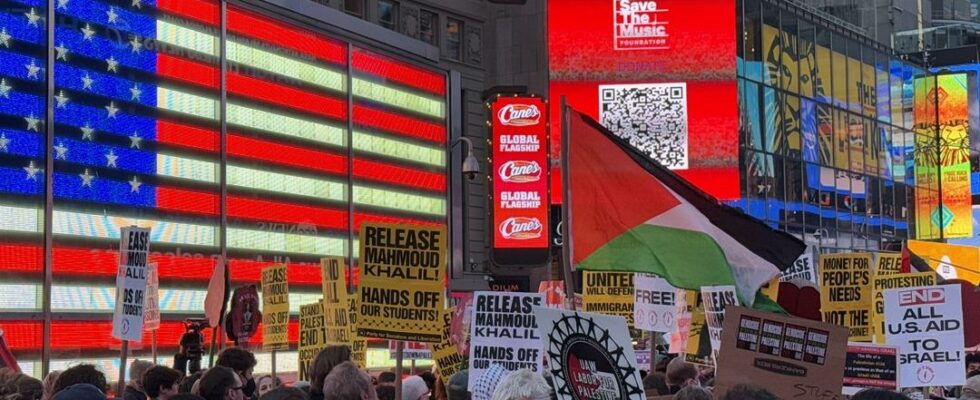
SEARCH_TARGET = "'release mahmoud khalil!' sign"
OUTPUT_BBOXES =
[357,222,446,342]
[534,307,645,400]
[112,226,151,342]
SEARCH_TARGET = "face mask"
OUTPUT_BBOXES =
[243,378,256,397]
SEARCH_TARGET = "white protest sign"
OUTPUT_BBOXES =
[781,246,817,284]
[143,263,160,331]
[389,341,432,360]
[533,308,645,400]
[112,227,150,342]
[634,274,677,333]
[884,285,965,388]
[468,292,544,391]
[701,285,738,356]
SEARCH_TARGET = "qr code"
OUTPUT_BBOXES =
[599,83,689,169]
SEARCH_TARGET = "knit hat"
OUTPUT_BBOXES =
[51,384,107,400]
[472,365,509,400]
[963,375,980,398]
[402,376,430,400]
[447,370,470,400]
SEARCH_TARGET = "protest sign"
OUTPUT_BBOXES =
[702,286,739,357]
[538,280,566,309]
[634,274,677,333]
[390,341,431,360]
[143,263,160,331]
[820,253,872,341]
[871,272,936,343]
[348,297,368,367]
[322,257,350,345]
[430,307,464,378]
[843,343,899,395]
[468,292,544,391]
[715,307,848,400]
[261,264,290,351]
[583,271,635,327]
[299,301,327,381]
[357,223,446,342]
[884,285,965,388]
[112,226,151,342]
[534,308,645,400]
[876,254,902,276]
[679,290,711,365]
[781,246,817,284]
[226,285,261,346]
[634,349,652,372]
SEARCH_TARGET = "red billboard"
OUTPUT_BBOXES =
[548,0,739,203]
[492,96,550,250]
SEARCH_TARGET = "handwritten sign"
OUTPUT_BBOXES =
[112,227,151,342]
[261,264,289,351]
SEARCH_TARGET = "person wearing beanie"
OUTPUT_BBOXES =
[402,376,430,400]
[472,365,508,400]
[489,369,550,400]
[446,371,470,400]
[50,384,108,400]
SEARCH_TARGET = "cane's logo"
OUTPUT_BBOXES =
[497,104,541,126]
[499,217,543,240]
[498,160,542,183]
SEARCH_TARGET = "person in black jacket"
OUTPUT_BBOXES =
[123,360,154,400]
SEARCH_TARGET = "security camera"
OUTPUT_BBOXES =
[454,137,481,180]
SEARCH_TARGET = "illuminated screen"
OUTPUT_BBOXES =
[913,74,972,239]
[0,0,447,376]
[548,0,739,203]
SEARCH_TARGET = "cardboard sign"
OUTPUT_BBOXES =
[261,264,290,351]
[634,274,677,333]
[715,307,848,400]
[582,271,635,327]
[298,301,327,381]
[321,257,350,345]
[112,226,151,342]
[701,285,739,357]
[143,263,160,331]
[820,253,872,341]
[781,246,818,284]
[876,254,902,276]
[347,297,368,368]
[389,341,432,360]
[534,308,645,400]
[429,307,464,378]
[884,285,965,388]
[468,292,545,391]
[357,223,446,342]
[871,272,936,343]
[843,343,899,395]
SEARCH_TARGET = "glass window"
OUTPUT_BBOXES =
[784,94,801,158]
[420,10,439,46]
[446,18,463,61]
[345,0,365,17]
[379,1,399,31]
[743,0,763,82]
[778,12,799,94]
[762,5,780,87]
[798,21,817,99]
[815,27,832,104]
[831,33,848,109]
[744,82,765,151]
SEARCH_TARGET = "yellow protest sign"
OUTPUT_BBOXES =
[870,271,936,343]
[582,271,634,327]
[819,253,872,341]
[261,264,289,351]
[875,254,902,276]
[321,257,350,345]
[299,301,327,381]
[348,297,367,367]
[682,290,711,366]
[356,223,446,342]
[429,307,464,378]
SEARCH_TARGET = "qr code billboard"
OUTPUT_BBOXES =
[599,83,689,170]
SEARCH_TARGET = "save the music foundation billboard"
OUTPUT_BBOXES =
[548,0,738,203]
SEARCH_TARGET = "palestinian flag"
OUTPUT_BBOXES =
[563,108,805,305]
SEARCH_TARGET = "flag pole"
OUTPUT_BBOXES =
[559,96,577,310]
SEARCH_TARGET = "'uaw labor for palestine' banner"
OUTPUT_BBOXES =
[357,223,446,342]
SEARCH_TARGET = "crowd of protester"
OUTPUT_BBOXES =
[3,345,977,400]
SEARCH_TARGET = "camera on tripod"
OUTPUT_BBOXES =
[173,318,209,375]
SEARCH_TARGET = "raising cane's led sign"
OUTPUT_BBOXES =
[492,96,550,251]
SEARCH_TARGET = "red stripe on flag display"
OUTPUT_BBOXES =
[352,49,445,96]
[228,7,347,66]
[354,159,445,192]
[157,54,219,88]
[157,187,220,215]
[227,134,347,176]
[156,0,220,25]
[157,120,219,152]
[227,197,348,231]
[353,105,445,143]
[0,244,42,273]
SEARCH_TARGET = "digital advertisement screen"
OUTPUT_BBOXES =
[492,96,549,250]
[548,0,738,203]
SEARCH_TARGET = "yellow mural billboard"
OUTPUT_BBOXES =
[913,74,972,239]
[907,240,980,284]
